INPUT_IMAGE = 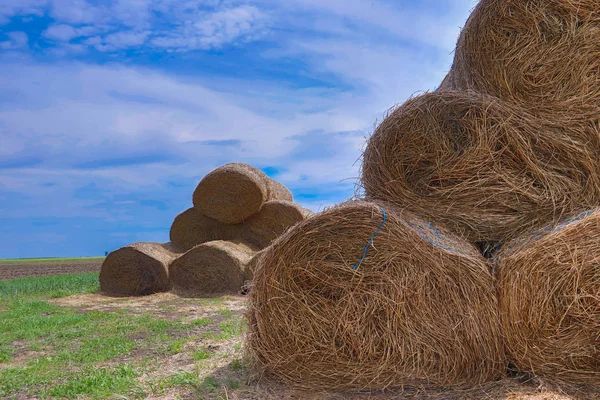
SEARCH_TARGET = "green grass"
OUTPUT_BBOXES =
[0,273,100,299]
[0,272,249,399]
[0,256,105,264]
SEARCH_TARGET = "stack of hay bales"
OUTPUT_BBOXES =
[100,163,311,297]
[248,0,600,391]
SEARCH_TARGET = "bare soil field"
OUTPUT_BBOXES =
[0,258,103,280]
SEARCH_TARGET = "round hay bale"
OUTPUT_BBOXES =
[169,208,242,252]
[247,201,505,390]
[242,200,313,249]
[496,210,600,383]
[169,240,257,297]
[361,90,600,243]
[266,178,293,202]
[451,0,600,115]
[100,242,176,296]
[193,163,269,224]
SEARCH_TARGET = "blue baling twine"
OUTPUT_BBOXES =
[352,208,387,271]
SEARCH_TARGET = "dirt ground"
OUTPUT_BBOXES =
[50,293,600,400]
[0,258,103,280]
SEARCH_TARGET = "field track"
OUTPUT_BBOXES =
[0,258,103,280]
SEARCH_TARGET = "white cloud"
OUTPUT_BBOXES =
[151,5,269,51]
[43,24,96,41]
[0,32,29,50]
[0,0,48,25]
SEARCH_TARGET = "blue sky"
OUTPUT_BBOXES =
[0,0,475,258]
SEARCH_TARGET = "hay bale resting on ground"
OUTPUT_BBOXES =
[247,201,505,390]
[241,200,313,249]
[193,163,293,224]
[361,90,600,243]
[450,0,600,116]
[496,210,600,383]
[170,240,257,297]
[100,242,178,296]
[169,207,242,252]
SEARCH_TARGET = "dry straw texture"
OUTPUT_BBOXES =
[266,178,293,202]
[247,201,505,390]
[193,163,270,224]
[496,210,600,384]
[100,242,177,296]
[192,163,294,224]
[169,207,242,252]
[450,0,600,116]
[170,240,257,297]
[242,200,313,249]
[361,90,600,243]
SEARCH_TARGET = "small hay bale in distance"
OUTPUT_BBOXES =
[193,163,294,224]
[361,90,600,243]
[247,201,505,390]
[100,242,177,296]
[266,178,293,202]
[496,210,600,383]
[451,0,600,115]
[170,208,242,252]
[242,200,313,249]
[169,240,257,297]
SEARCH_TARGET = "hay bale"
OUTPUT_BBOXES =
[169,208,242,252]
[451,0,600,115]
[100,242,177,296]
[361,90,600,243]
[496,210,600,383]
[192,163,295,224]
[169,240,257,297]
[242,200,313,249]
[247,201,505,390]
[266,178,293,202]
[193,163,270,224]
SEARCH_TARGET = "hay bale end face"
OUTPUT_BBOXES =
[247,201,505,390]
[242,200,313,249]
[361,90,600,243]
[451,0,600,115]
[170,240,257,297]
[100,242,177,296]
[193,163,270,224]
[170,208,242,252]
[496,210,600,383]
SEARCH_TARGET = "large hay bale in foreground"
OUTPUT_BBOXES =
[247,201,505,390]
[100,242,177,296]
[170,240,257,297]
[169,208,242,252]
[451,0,600,115]
[361,90,600,243]
[496,210,600,383]
[242,200,313,249]
[193,163,293,224]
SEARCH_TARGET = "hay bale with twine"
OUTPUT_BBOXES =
[193,163,293,224]
[170,240,257,297]
[242,200,313,249]
[247,201,505,390]
[450,0,600,116]
[100,242,177,296]
[170,208,242,252]
[496,210,600,383]
[361,90,600,243]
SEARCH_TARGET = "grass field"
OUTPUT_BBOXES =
[0,272,250,399]
[0,257,105,264]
